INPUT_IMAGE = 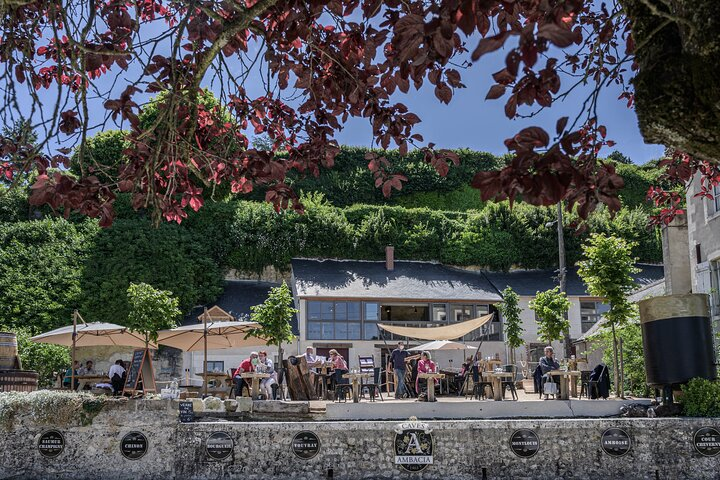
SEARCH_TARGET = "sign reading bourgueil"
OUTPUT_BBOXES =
[393,418,434,473]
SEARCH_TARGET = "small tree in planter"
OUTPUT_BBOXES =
[530,287,571,345]
[126,282,181,347]
[247,282,297,385]
[578,233,639,398]
[498,287,524,366]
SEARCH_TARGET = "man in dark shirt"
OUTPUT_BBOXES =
[539,346,560,399]
[389,342,410,398]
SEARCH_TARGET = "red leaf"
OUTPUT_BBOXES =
[556,117,569,135]
[471,32,510,61]
[485,84,506,100]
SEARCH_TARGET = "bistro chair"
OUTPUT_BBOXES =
[333,369,352,402]
[501,364,518,400]
[358,356,383,401]
[466,365,493,400]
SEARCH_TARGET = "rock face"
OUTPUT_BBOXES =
[1,394,719,479]
[624,0,720,161]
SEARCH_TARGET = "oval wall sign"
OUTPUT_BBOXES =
[120,431,148,460]
[509,429,539,458]
[601,428,632,457]
[693,427,720,457]
[292,431,321,460]
[206,431,234,461]
[37,430,65,458]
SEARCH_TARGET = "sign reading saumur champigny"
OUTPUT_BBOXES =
[37,430,65,458]
[393,419,434,473]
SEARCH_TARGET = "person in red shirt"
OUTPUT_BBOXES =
[233,352,258,397]
[416,351,437,400]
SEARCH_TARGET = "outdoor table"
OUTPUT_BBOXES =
[240,372,270,399]
[200,372,232,398]
[482,371,513,401]
[417,373,445,402]
[341,372,371,403]
[549,370,582,400]
[75,374,109,391]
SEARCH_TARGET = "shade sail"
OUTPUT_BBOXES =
[156,321,268,352]
[30,322,153,348]
[378,313,494,341]
[408,340,478,351]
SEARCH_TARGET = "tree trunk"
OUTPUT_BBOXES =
[611,323,621,398]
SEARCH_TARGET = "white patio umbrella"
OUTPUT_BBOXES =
[156,315,268,395]
[30,311,155,389]
[408,340,478,351]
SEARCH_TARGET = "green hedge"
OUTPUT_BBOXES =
[185,196,661,274]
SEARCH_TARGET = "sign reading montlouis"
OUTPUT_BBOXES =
[291,431,320,460]
[601,428,632,457]
[121,432,148,460]
[693,427,720,457]
[509,429,539,458]
[37,430,65,458]
[206,432,234,461]
[393,418,434,472]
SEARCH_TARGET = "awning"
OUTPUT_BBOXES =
[377,313,494,341]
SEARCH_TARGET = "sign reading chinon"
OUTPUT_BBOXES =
[393,419,434,472]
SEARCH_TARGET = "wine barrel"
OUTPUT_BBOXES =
[0,370,39,392]
[639,294,717,387]
[0,332,19,370]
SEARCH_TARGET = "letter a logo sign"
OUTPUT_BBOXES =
[393,418,434,473]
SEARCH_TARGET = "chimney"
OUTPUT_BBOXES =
[385,245,394,271]
[661,213,691,294]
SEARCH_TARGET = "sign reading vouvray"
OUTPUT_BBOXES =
[601,428,632,457]
[121,432,148,460]
[206,432,233,461]
[37,430,65,458]
[693,427,720,457]
[291,431,320,460]
[393,418,434,473]
[509,429,539,458]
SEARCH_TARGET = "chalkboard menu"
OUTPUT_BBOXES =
[121,432,148,460]
[601,428,632,457]
[123,348,156,395]
[509,429,539,458]
[178,401,194,423]
[206,432,234,461]
[292,431,321,460]
[37,430,65,458]
[693,427,720,457]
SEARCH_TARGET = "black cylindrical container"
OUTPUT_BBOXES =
[639,294,716,387]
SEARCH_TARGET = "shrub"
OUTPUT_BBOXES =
[681,378,720,417]
[12,328,70,388]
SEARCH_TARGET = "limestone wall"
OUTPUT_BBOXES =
[1,393,719,479]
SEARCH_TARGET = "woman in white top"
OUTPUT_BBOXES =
[257,351,276,399]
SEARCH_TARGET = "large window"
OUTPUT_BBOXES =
[307,301,375,341]
[709,184,720,217]
[580,300,610,333]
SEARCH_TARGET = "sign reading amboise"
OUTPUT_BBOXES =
[393,419,434,473]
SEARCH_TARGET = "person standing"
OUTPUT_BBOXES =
[233,352,258,397]
[389,342,410,398]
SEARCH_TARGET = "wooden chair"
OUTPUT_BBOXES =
[358,356,383,401]
[501,364,518,400]
[466,366,493,400]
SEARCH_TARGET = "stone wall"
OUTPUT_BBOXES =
[1,393,719,480]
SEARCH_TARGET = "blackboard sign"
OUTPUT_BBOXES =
[292,431,321,460]
[178,401,194,423]
[509,429,539,458]
[206,432,234,461]
[37,430,65,458]
[123,348,156,395]
[601,428,632,457]
[121,432,148,460]
[693,427,720,457]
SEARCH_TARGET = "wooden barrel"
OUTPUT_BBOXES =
[0,370,39,392]
[0,332,19,370]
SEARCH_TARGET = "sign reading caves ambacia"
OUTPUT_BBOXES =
[394,418,434,473]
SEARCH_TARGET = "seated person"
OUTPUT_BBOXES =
[78,360,96,376]
[256,351,276,399]
[455,356,474,394]
[301,346,323,389]
[415,351,438,400]
[329,349,348,383]
[63,361,80,389]
[108,359,126,396]
[233,352,258,397]
[539,346,560,399]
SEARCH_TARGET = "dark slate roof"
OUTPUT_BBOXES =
[291,259,502,301]
[485,263,664,297]
[182,280,299,334]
